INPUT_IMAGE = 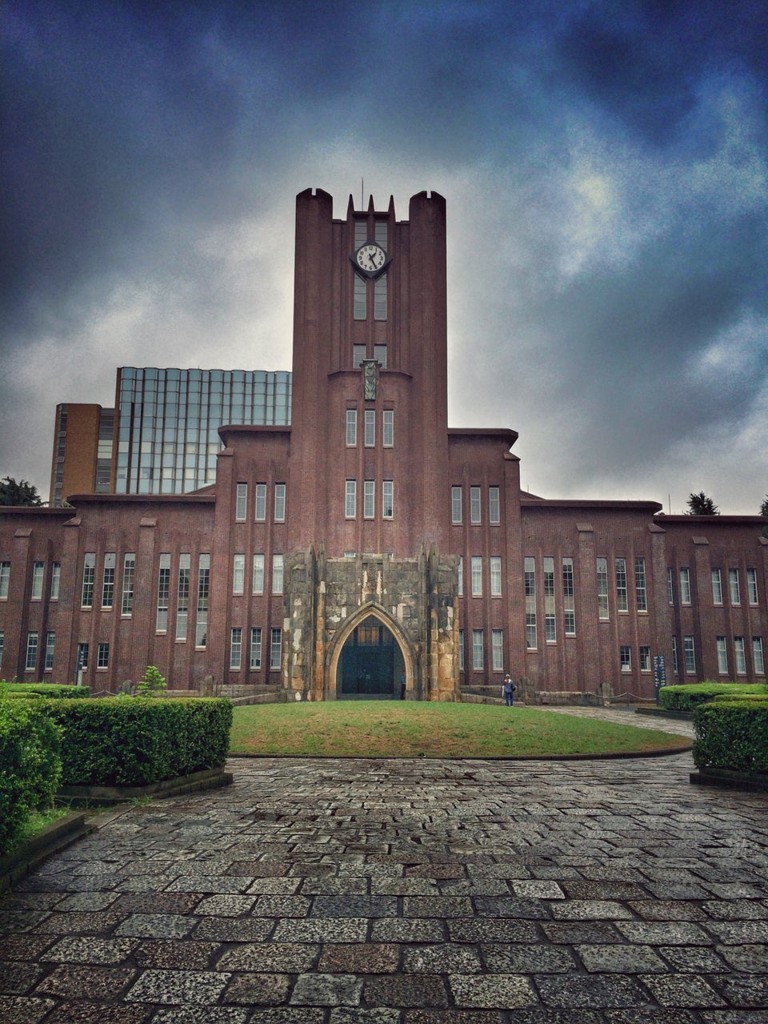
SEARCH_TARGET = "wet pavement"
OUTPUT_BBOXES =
[1,707,767,1022]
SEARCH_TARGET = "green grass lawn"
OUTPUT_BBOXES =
[229,701,691,758]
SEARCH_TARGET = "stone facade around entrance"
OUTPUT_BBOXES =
[284,547,459,702]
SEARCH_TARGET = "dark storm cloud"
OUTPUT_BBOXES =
[1,0,766,511]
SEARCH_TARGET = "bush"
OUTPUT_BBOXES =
[693,700,768,774]
[136,665,167,697]
[659,682,768,712]
[42,697,232,787]
[1,682,91,699]
[0,702,62,855]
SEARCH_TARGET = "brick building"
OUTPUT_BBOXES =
[2,189,766,700]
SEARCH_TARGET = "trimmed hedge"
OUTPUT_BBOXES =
[693,700,768,774]
[659,682,768,712]
[1,682,91,699]
[41,697,233,787]
[0,702,62,855]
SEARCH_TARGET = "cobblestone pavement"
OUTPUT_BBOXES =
[2,711,767,1023]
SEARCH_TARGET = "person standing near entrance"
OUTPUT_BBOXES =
[502,674,515,706]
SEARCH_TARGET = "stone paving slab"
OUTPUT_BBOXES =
[2,708,768,1021]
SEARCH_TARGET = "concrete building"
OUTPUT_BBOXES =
[4,188,767,699]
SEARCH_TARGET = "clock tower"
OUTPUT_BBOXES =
[284,188,459,701]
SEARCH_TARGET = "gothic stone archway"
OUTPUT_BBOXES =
[327,604,414,701]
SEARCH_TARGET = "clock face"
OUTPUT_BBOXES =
[355,243,388,276]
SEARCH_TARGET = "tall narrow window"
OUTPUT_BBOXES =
[346,409,357,446]
[44,631,55,671]
[374,344,387,366]
[374,275,387,321]
[525,557,537,649]
[747,567,758,605]
[364,410,376,447]
[597,558,609,620]
[50,562,61,601]
[729,568,740,605]
[471,556,482,597]
[683,635,696,673]
[270,627,282,670]
[472,629,484,670]
[711,569,723,605]
[0,561,10,599]
[176,554,190,641]
[252,553,265,595]
[345,480,357,519]
[26,632,38,671]
[272,554,284,595]
[672,636,679,674]
[31,562,44,600]
[97,642,110,669]
[121,553,136,616]
[255,483,267,521]
[620,646,632,672]
[679,568,691,605]
[363,480,375,519]
[734,636,746,675]
[102,553,116,609]
[230,628,242,670]
[77,642,89,672]
[753,637,765,675]
[250,627,262,669]
[639,646,651,672]
[235,482,247,521]
[490,556,502,597]
[382,480,393,519]
[470,486,481,524]
[233,554,245,595]
[156,554,171,631]
[383,410,394,447]
[716,636,728,675]
[458,556,463,597]
[635,559,650,614]
[563,557,576,636]
[81,554,96,608]
[492,629,504,672]
[489,486,500,525]
[667,567,674,604]
[0,631,4,670]
[196,555,210,647]
[544,556,556,642]
[451,486,462,525]
[458,629,464,671]
[274,483,286,522]
[352,343,366,367]
[354,277,367,321]
[615,558,628,613]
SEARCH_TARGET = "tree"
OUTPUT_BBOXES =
[760,495,768,518]
[685,491,719,516]
[0,477,42,506]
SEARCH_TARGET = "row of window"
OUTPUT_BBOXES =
[672,635,765,676]
[233,554,283,596]
[524,556,577,647]
[229,627,283,671]
[458,628,506,673]
[345,408,394,448]
[13,632,110,674]
[458,556,504,598]
[234,482,287,523]
[0,560,62,602]
[451,486,501,526]
[670,567,760,607]
[345,480,395,519]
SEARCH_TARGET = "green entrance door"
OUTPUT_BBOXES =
[339,615,405,699]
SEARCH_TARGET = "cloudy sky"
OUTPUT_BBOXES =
[2,0,767,513]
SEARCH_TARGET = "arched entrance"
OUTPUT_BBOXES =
[337,614,406,700]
